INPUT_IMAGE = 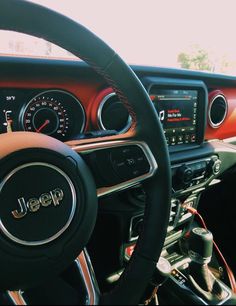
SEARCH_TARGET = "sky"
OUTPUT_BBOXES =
[1,0,236,72]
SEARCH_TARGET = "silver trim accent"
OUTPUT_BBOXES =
[188,250,212,265]
[223,136,236,143]
[72,140,158,197]
[75,250,100,305]
[129,213,144,242]
[0,162,77,246]
[20,89,86,135]
[97,92,132,133]
[208,94,228,128]
[7,291,27,305]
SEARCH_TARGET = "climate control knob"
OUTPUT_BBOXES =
[211,158,222,175]
[177,165,194,184]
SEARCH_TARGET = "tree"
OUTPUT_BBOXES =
[177,52,191,69]
[178,47,212,71]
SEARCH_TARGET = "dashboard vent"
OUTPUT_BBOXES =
[98,92,132,133]
[209,94,228,128]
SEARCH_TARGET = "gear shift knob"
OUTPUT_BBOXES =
[188,227,213,264]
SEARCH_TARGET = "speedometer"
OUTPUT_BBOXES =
[21,90,86,141]
[23,98,69,137]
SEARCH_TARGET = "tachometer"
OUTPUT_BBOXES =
[21,90,86,141]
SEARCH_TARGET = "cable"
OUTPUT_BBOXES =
[186,207,236,293]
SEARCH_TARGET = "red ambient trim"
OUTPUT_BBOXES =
[0,78,105,132]
[205,88,236,140]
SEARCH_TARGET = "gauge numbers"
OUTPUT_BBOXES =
[22,90,86,141]
[24,97,69,137]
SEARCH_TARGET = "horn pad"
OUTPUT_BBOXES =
[0,132,97,290]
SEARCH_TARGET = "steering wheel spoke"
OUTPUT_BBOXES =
[75,250,100,305]
[7,249,100,306]
[71,139,158,197]
[7,291,27,305]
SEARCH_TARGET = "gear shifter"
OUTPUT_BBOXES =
[188,227,213,265]
[187,227,228,303]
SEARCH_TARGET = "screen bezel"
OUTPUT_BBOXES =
[147,78,207,153]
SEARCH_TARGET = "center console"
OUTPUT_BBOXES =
[91,77,236,304]
[129,78,218,246]
[168,155,222,230]
[129,78,235,304]
[147,153,233,305]
[127,147,234,305]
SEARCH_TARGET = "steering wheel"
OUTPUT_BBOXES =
[0,0,171,304]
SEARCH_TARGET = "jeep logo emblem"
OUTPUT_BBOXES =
[12,188,64,219]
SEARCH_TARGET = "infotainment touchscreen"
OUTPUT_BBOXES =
[151,89,198,146]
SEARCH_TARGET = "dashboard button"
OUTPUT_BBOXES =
[207,157,222,176]
[170,136,176,145]
[190,134,196,142]
[177,135,184,144]
[212,159,221,175]
[185,134,190,143]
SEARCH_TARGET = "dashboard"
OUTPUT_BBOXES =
[0,88,85,140]
[2,57,236,210]
[0,84,204,146]
[1,58,236,150]
[0,85,132,142]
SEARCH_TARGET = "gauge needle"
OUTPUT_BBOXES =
[7,119,13,133]
[36,119,50,133]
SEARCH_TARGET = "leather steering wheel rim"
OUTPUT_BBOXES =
[0,0,171,304]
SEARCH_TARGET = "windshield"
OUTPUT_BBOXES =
[1,0,236,75]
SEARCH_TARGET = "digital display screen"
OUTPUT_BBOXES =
[151,89,198,146]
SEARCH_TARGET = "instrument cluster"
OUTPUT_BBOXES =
[0,89,86,141]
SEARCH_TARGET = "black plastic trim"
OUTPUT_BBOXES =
[1,56,236,88]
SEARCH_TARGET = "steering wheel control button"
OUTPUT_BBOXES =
[110,146,150,180]
[0,163,77,246]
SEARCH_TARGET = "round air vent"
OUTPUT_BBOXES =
[98,92,132,133]
[208,94,228,128]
